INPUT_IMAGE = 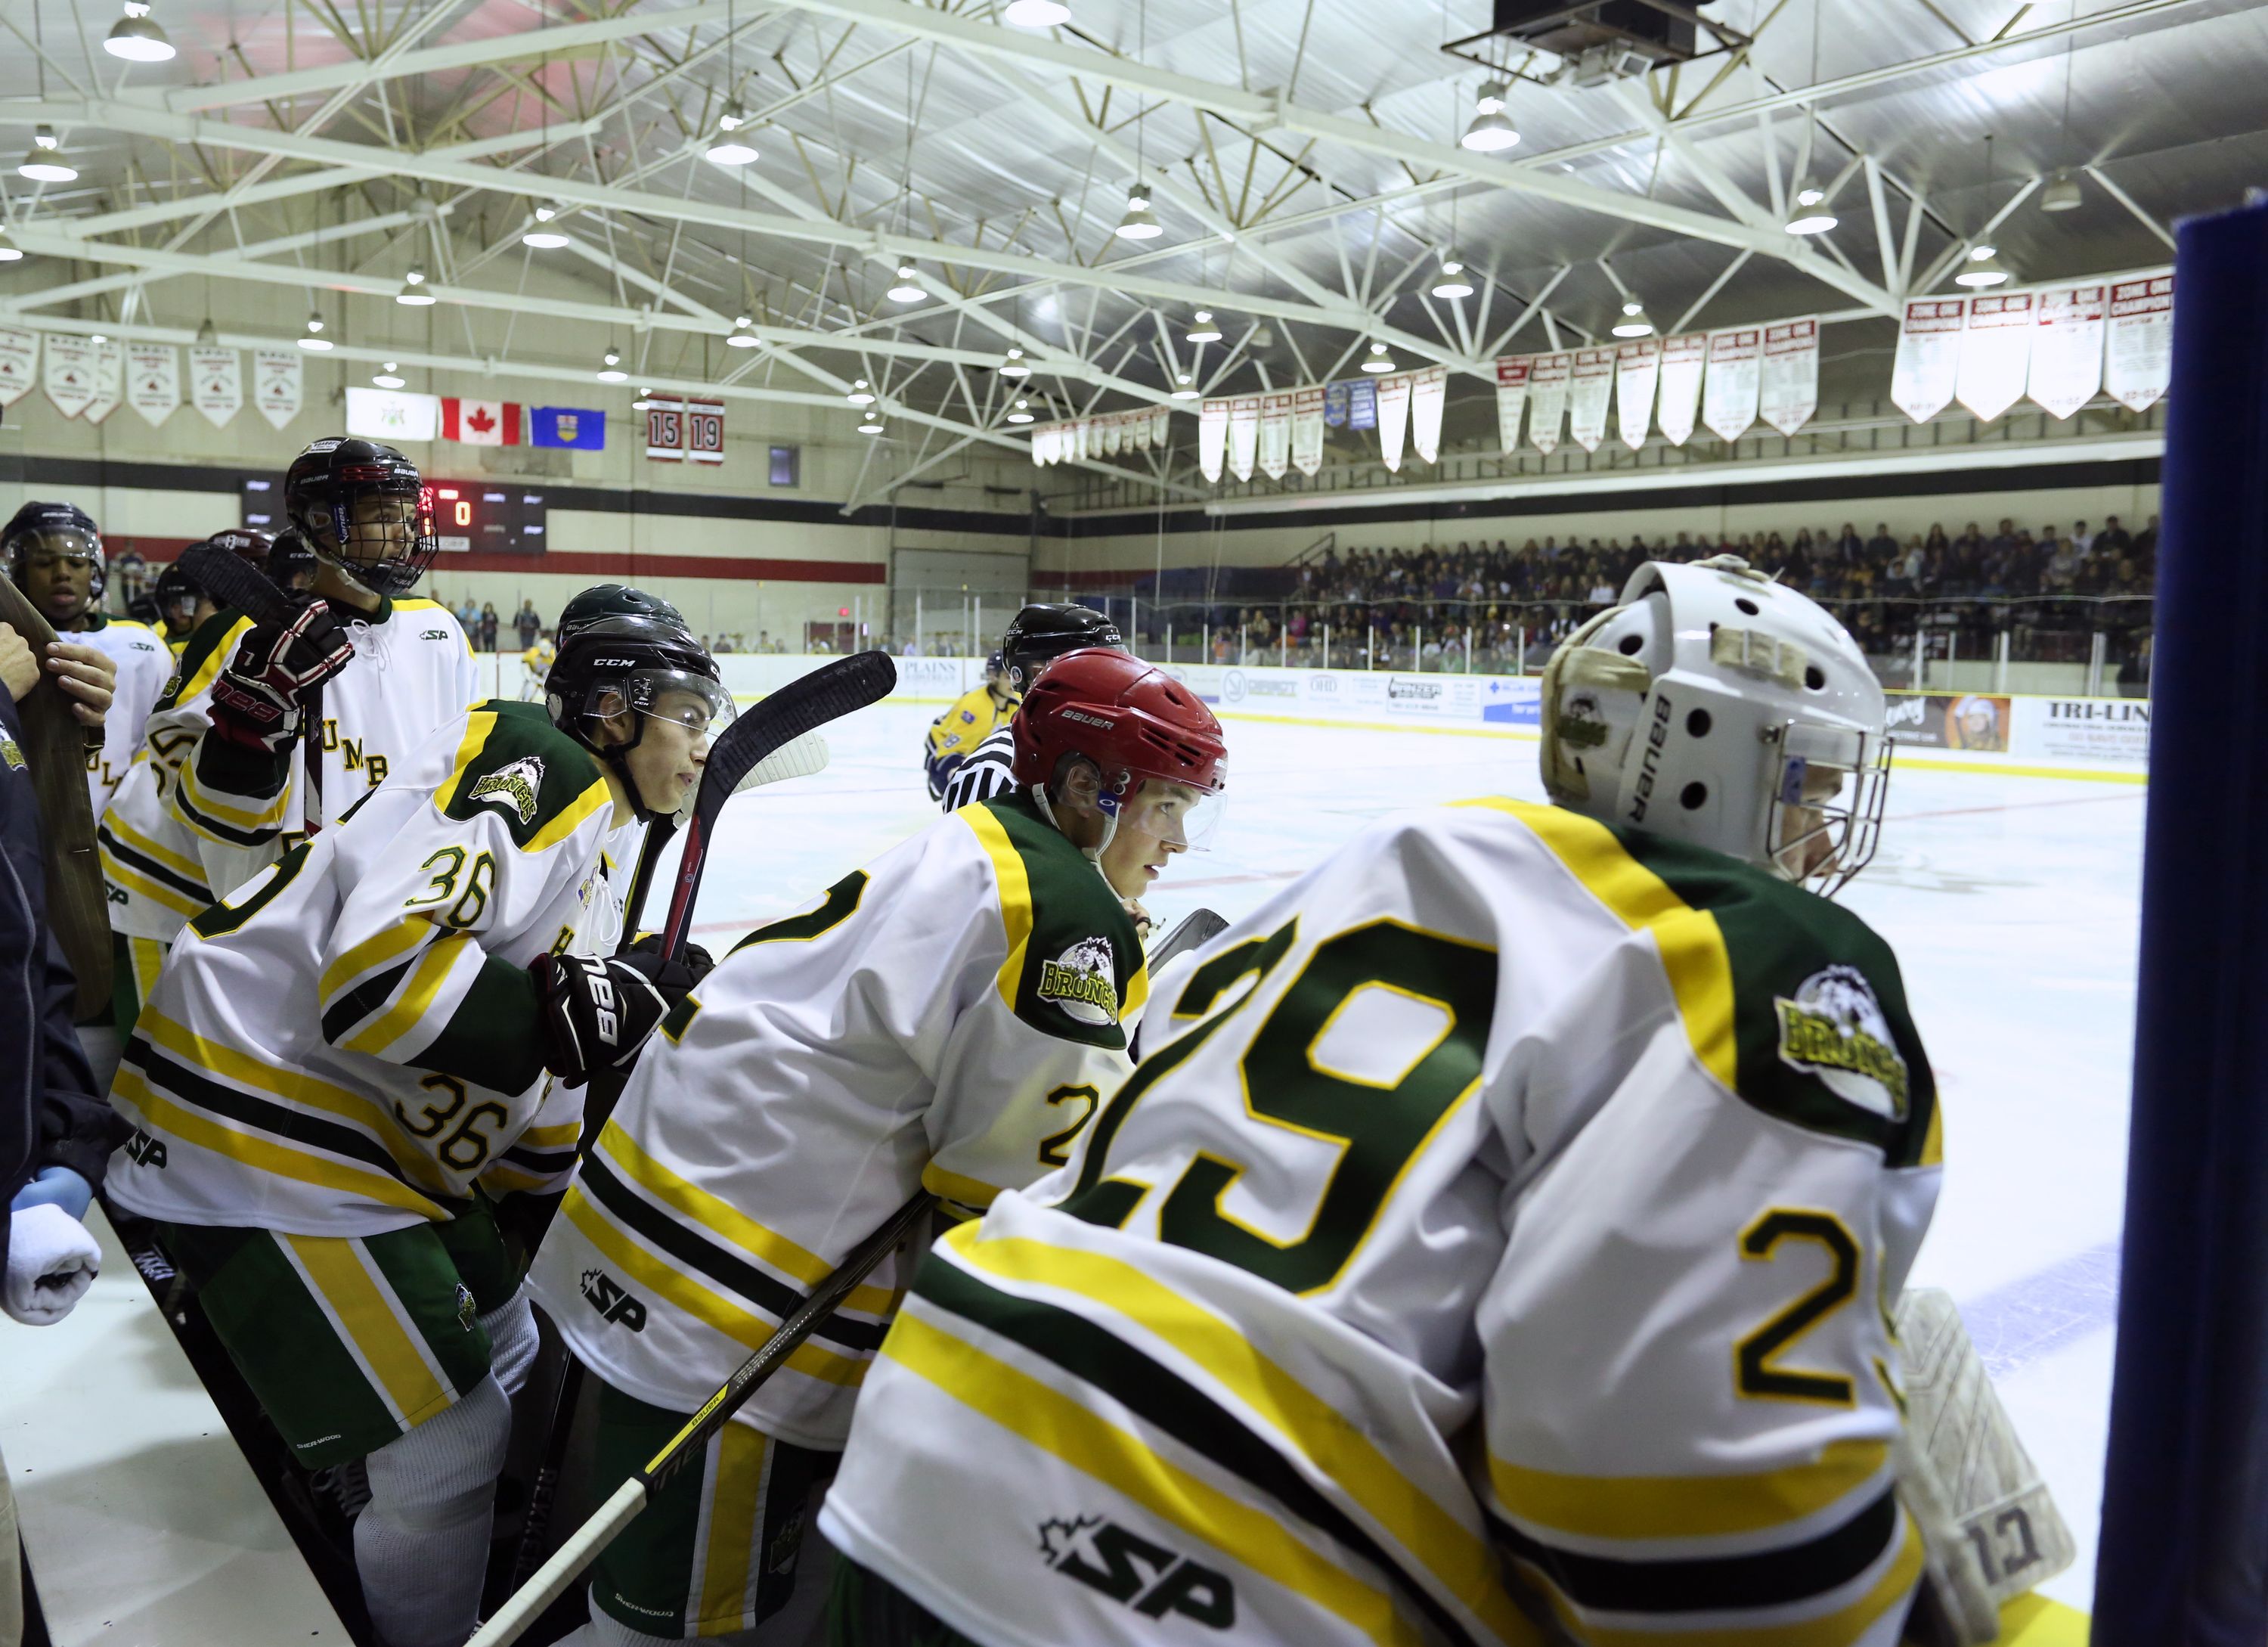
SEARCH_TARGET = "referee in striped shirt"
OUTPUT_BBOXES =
[936,603,1124,811]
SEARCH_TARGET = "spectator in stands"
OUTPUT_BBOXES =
[110,544,146,615]
[1867,522,1898,563]
[454,592,479,629]
[2071,520,2096,557]
[2099,516,2133,556]
[513,599,542,650]
[476,601,500,652]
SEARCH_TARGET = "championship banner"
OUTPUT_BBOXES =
[1527,353,1569,455]
[1198,399,1228,482]
[2105,274,2174,412]
[345,386,440,443]
[1227,395,1260,482]
[1759,318,1820,436]
[1411,366,1446,464]
[1257,392,1292,479]
[1614,338,1659,451]
[645,394,686,461]
[126,341,181,426]
[1346,377,1377,432]
[686,396,723,464]
[1099,414,1121,457]
[1891,298,1966,423]
[1149,405,1169,447]
[42,333,97,419]
[1375,372,1412,471]
[2027,285,2106,420]
[1291,385,1325,476]
[1493,355,1529,453]
[253,346,304,431]
[1956,291,2034,423]
[1566,348,1615,452]
[1702,327,1760,442]
[0,327,36,407]
[83,338,124,425]
[1655,333,1706,446]
[189,345,243,428]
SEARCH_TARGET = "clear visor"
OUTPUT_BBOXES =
[1767,722,1892,897]
[590,668,736,734]
[14,529,100,569]
[1110,779,1227,852]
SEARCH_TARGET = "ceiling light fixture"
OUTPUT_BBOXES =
[194,317,217,345]
[1955,249,2011,287]
[1170,374,1198,400]
[847,379,876,406]
[1002,0,1070,26]
[705,101,758,166]
[373,362,406,389]
[0,225,20,263]
[887,265,928,302]
[1360,341,1396,373]
[596,346,628,382]
[1610,298,1655,338]
[90,331,108,345]
[1114,188,1163,240]
[1006,399,1035,424]
[19,126,76,185]
[999,347,1031,379]
[725,315,761,348]
[857,414,886,434]
[1461,82,1520,153]
[521,204,571,249]
[2040,169,2083,212]
[104,0,173,60]
[395,268,436,306]
[1185,309,1222,343]
[1785,175,1837,234]
[297,312,333,350]
[1430,257,1474,299]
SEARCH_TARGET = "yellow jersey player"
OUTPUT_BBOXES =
[819,558,1980,1647]
[104,613,732,1647]
[523,634,559,701]
[525,649,1227,1646]
[922,650,1016,802]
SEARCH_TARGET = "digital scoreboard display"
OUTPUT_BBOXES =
[240,476,549,556]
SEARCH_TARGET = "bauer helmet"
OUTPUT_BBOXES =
[3,501,105,603]
[204,526,275,571]
[546,614,733,821]
[1540,555,1890,896]
[999,603,1124,691]
[283,436,437,597]
[555,584,689,646]
[1012,648,1226,850]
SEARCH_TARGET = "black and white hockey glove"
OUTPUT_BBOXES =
[208,599,354,752]
[621,933,716,997]
[531,952,672,1089]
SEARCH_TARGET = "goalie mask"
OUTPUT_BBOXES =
[283,437,438,598]
[1539,556,1892,896]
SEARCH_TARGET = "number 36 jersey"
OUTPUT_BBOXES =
[821,798,1942,1647]
[105,702,640,1239]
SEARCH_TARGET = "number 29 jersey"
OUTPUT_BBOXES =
[821,798,1942,1647]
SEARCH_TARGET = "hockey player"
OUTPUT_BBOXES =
[819,557,1955,1647]
[150,560,209,656]
[1,501,171,820]
[935,603,1123,811]
[104,613,733,1647]
[524,647,1226,1645]
[522,633,558,701]
[922,650,1015,802]
[97,441,480,1031]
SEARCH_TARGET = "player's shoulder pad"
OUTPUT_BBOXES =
[963,792,1146,1051]
[1609,824,1937,1170]
[435,699,611,851]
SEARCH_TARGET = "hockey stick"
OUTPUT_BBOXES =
[177,536,329,831]
[618,727,834,942]
[656,651,894,962]
[469,1188,937,1647]
[1147,906,1229,972]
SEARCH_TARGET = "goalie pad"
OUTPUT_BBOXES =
[1894,1287,2076,1644]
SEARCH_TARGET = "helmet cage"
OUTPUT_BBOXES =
[1764,720,1892,898]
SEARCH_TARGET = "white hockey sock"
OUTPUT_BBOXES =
[481,1287,540,1400]
[356,1375,512,1647]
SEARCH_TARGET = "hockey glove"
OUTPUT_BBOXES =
[208,599,355,752]
[621,934,716,998]
[531,952,672,1089]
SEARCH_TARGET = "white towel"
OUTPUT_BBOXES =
[5,1203,101,1326]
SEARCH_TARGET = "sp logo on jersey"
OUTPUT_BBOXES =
[1038,937,1118,1026]
[1037,1516,1234,1628]
[1775,965,1910,1119]
[468,754,544,824]
[580,1268,648,1332]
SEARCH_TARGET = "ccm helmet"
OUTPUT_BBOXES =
[1539,555,1890,895]
[153,560,204,628]
[1012,648,1226,849]
[545,615,732,821]
[999,603,1124,692]
[3,501,105,600]
[555,584,689,646]
[268,529,319,592]
[283,437,437,597]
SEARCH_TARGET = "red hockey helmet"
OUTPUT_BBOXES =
[1012,650,1226,842]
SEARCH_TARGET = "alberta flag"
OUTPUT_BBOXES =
[441,397,520,445]
[529,406,605,450]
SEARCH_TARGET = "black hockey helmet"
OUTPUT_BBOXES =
[205,526,275,569]
[153,560,204,627]
[556,584,689,646]
[1000,603,1123,690]
[546,615,732,821]
[127,592,162,627]
[283,436,437,597]
[268,529,319,592]
[3,501,105,599]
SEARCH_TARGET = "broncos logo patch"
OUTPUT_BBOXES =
[468,755,545,825]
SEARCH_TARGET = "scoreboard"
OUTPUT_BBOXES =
[241,476,548,555]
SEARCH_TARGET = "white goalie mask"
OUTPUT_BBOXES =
[1540,556,1892,896]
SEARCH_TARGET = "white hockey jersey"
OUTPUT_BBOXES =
[98,596,481,942]
[106,700,643,1238]
[528,792,1149,1450]
[75,615,173,819]
[820,798,1942,1647]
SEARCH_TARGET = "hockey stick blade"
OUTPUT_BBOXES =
[658,652,894,958]
[175,541,299,626]
[1148,907,1229,972]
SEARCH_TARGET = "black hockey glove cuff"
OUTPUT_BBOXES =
[530,953,671,1089]
[621,935,716,1000]
[209,600,354,752]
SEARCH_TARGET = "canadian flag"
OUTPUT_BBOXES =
[441,397,521,445]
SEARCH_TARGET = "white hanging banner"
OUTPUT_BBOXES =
[1655,333,1706,447]
[2026,285,2107,420]
[1151,405,1170,447]
[1375,373,1412,471]
[1129,410,1151,452]
[1257,392,1292,479]
[126,342,181,426]
[1614,338,1659,451]
[253,346,305,431]
[1956,291,2034,423]
[190,346,243,428]
[1702,327,1761,442]
[1527,352,1570,456]
[1227,396,1260,482]
[43,333,98,419]
[1291,384,1325,476]
[2105,274,2174,413]
[0,327,37,407]
[1758,318,1820,436]
[1410,366,1447,464]
[1198,399,1228,483]
[1492,355,1529,454]
[1891,298,1966,423]
[1564,348,1615,452]
[83,338,125,425]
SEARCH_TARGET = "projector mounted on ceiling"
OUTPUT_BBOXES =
[1442,0,1749,88]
